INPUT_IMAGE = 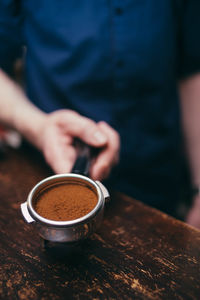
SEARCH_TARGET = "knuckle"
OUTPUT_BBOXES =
[98,120,107,127]
[98,121,120,141]
[81,118,97,134]
[52,109,79,124]
[65,110,79,118]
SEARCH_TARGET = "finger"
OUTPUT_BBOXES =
[44,140,77,174]
[90,121,120,180]
[58,111,108,147]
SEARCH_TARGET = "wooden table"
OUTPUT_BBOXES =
[0,144,200,300]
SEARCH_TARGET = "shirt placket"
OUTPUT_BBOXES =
[110,0,130,111]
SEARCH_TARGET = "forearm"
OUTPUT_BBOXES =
[0,68,46,148]
[179,73,200,187]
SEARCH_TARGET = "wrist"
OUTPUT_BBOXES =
[13,101,47,149]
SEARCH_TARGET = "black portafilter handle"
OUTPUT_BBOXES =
[71,140,98,176]
[71,145,90,176]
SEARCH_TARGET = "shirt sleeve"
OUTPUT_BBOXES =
[0,0,22,75]
[179,0,200,78]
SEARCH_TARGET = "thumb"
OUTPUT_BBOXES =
[59,111,108,147]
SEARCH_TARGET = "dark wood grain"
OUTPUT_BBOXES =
[0,144,200,300]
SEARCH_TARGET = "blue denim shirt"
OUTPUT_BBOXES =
[1,0,200,212]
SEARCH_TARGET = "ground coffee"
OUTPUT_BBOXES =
[34,183,98,221]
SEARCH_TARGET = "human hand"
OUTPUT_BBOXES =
[0,70,118,177]
[35,110,120,181]
[185,195,200,229]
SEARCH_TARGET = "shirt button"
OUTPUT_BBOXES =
[116,60,124,68]
[115,7,123,15]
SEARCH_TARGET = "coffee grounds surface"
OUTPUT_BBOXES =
[34,184,98,221]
